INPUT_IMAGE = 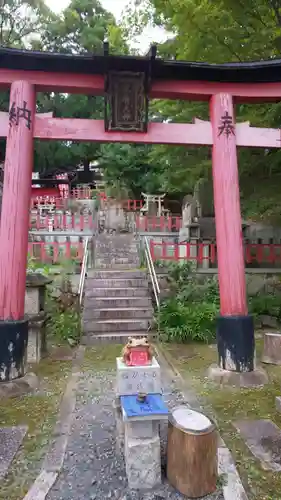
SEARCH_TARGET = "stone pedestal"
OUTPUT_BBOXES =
[116,354,168,490]
[276,396,281,413]
[25,274,51,364]
[25,273,52,316]
[201,241,210,269]
[262,332,281,365]
[27,313,47,364]
[125,432,161,490]
[116,356,161,396]
[126,420,158,439]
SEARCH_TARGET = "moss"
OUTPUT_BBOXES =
[0,359,72,500]
[163,340,281,500]
[83,345,122,371]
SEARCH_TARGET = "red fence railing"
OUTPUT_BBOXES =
[71,187,92,199]
[29,213,96,232]
[28,240,84,264]
[150,240,281,267]
[136,215,182,232]
[122,199,144,211]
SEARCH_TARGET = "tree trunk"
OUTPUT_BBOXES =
[167,406,218,498]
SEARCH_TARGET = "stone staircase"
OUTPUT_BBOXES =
[81,234,154,344]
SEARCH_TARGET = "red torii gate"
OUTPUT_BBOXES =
[0,46,280,380]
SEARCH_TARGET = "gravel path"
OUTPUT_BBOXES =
[46,362,224,500]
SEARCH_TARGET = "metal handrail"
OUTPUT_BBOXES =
[144,236,160,309]
[78,236,90,305]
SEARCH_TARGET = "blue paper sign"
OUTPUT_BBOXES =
[120,393,169,418]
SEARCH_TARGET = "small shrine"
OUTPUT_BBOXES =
[140,192,169,217]
[115,336,218,494]
[115,336,168,489]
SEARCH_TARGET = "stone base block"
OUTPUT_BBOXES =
[217,315,255,372]
[125,433,161,490]
[276,396,281,413]
[208,364,268,388]
[0,372,38,399]
[0,318,28,381]
[27,313,47,364]
[262,332,281,365]
[125,420,159,439]
[116,356,161,396]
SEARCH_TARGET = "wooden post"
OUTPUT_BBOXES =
[210,93,254,372]
[167,406,217,498]
[0,81,35,381]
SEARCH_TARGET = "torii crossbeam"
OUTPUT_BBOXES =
[0,112,280,148]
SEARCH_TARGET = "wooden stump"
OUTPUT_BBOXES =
[167,406,217,498]
[262,332,281,365]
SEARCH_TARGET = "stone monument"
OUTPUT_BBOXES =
[25,273,51,363]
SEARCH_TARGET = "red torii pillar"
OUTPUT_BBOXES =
[210,93,254,372]
[0,81,35,381]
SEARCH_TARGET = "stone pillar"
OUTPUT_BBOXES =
[210,93,254,372]
[0,81,35,381]
[202,242,210,270]
[190,238,198,264]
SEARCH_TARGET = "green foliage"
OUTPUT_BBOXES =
[99,143,165,197]
[3,0,281,219]
[46,277,81,346]
[159,299,218,343]
[121,0,281,220]
[0,0,129,177]
[27,254,51,276]
[158,262,219,343]
[0,0,52,48]
[249,293,281,320]
[159,260,281,343]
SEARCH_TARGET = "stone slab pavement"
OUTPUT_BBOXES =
[234,419,281,471]
[46,360,224,500]
[0,426,28,479]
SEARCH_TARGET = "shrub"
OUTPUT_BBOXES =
[249,293,281,320]
[46,276,81,346]
[158,261,219,343]
[158,260,281,344]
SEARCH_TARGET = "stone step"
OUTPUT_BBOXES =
[81,331,156,345]
[92,270,146,279]
[95,263,140,270]
[96,261,139,267]
[83,318,149,333]
[85,287,149,298]
[84,297,151,308]
[83,307,153,321]
[95,259,139,267]
[86,278,148,288]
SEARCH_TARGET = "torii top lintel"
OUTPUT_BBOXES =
[2,46,281,102]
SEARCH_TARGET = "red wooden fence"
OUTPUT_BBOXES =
[29,213,96,232]
[122,199,143,211]
[150,240,281,266]
[28,240,84,264]
[71,187,92,199]
[136,215,182,232]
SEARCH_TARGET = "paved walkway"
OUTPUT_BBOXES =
[47,352,223,500]
[46,356,223,500]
